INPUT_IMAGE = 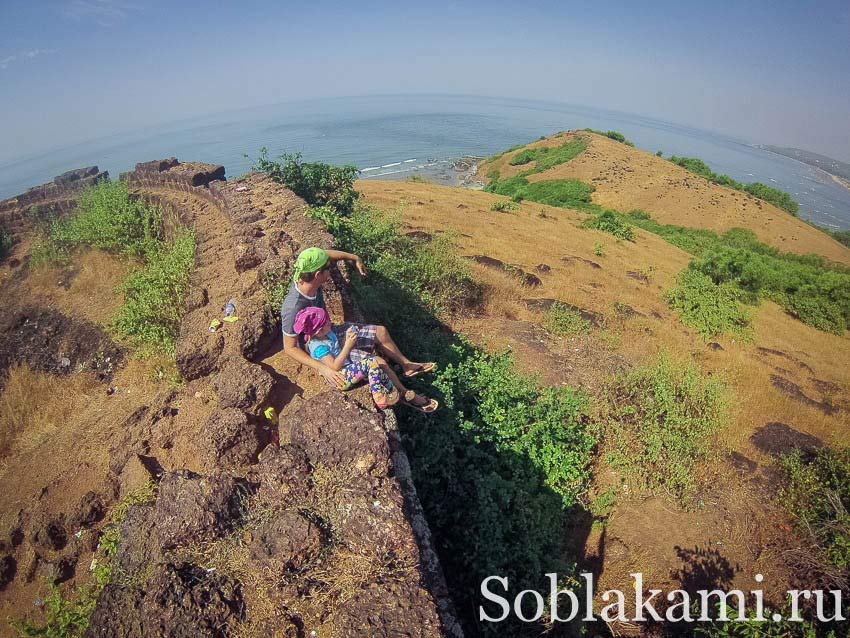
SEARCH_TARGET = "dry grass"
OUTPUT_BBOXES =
[0,363,100,463]
[24,248,132,327]
[178,462,416,638]
[357,179,850,447]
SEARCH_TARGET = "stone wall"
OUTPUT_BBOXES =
[98,159,464,637]
[0,166,108,235]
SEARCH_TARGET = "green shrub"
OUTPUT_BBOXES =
[605,355,727,503]
[830,229,850,248]
[252,147,359,212]
[507,138,587,173]
[545,302,591,335]
[626,210,723,256]
[744,182,799,215]
[490,200,518,212]
[53,180,163,258]
[582,210,635,241]
[665,268,752,339]
[593,242,605,257]
[582,128,635,146]
[407,174,426,183]
[692,246,850,334]
[112,231,196,352]
[781,448,850,571]
[668,155,799,214]
[485,176,597,210]
[0,227,13,261]
[656,150,663,157]
[695,604,842,637]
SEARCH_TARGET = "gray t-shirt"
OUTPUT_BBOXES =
[280,281,326,337]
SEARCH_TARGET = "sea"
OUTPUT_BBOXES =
[2,94,849,230]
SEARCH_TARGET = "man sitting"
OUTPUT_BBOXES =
[280,247,437,408]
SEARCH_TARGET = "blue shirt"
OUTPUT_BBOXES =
[307,331,342,362]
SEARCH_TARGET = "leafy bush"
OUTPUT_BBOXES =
[407,174,426,183]
[112,231,196,352]
[593,242,605,257]
[545,303,591,335]
[485,176,597,210]
[781,448,850,571]
[692,246,850,334]
[507,138,587,172]
[253,147,359,212]
[743,182,799,215]
[627,211,850,335]
[52,180,163,258]
[490,200,518,212]
[668,155,799,214]
[1,227,14,261]
[695,604,842,637]
[830,229,850,248]
[582,210,635,241]
[582,128,635,147]
[605,355,727,503]
[665,268,752,339]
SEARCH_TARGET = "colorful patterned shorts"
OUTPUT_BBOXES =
[339,356,393,394]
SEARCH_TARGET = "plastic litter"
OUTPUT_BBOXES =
[74,530,83,539]
[223,298,238,323]
[209,318,222,333]
[263,406,277,423]
[235,186,249,192]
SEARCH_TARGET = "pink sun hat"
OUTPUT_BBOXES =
[293,306,330,338]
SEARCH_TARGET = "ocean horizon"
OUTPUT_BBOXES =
[3,94,849,230]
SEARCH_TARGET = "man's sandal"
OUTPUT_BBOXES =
[401,390,439,414]
[402,362,436,378]
[373,386,399,410]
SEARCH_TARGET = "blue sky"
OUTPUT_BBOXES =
[2,0,849,163]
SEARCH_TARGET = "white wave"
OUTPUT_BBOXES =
[360,166,381,173]
[403,159,416,163]
[381,162,402,168]
[769,178,777,182]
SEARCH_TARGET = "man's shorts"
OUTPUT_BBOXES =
[332,323,378,363]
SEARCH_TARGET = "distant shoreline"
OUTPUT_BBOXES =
[830,173,850,193]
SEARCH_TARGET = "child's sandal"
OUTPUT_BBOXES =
[373,386,399,410]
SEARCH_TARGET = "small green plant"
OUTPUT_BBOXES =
[665,268,752,339]
[781,448,850,571]
[582,210,635,241]
[52,180,164,258]
[605,355,727,504]
[545,302,591,336]
[593,242,605,257]
[582,128,635,147]
[11,481,158,637]
[490,200,519,213]
[0,227,14,261]
[507,138,587,172]
[407,174,426,183]
[656,150,663,157]
[252,147,359,213]
[486,176,597,210]
[112,231,196,353]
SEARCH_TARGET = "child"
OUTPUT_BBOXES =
[293,306,438,413]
